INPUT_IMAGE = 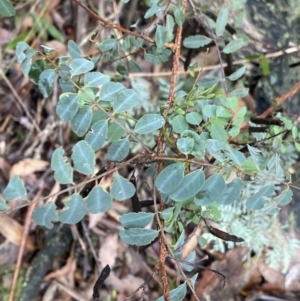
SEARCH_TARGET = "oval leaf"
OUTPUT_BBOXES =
[38,69,56,98]
[51,147,73,184]
[216,8,228,36]
[56,92,79,122]
[120,228,159,246]
[86,186,112,214]
[100,82,125,101]
[155,25,168,48]
[60,193,87,224]
[275,189,293,206]
[195,174,226,205]
[68,40,82,58]
[85,119,108,151]
[183,35,212,49]
[223,39,243,54]
[111,175,135,201]
[71,105,93,137]
[84,72,110,87]
[134,114,166,134]
[113,89,139,113]
[71,140,95,175]
[216,178,244,205]
[3,175,27,201]
[170,170,205,202]
[155,163,185,194]
[70,58,94,76]
[246,185,275,210]
[120,212,154,229]
[107,138,129,162]
[32,203,59,229]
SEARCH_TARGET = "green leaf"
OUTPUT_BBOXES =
[155,25,168,48]
[21,48,36,75]
[116,62,129,76]
[216,178,244,205]
[225,146,246,165]
[134,114,165,134]
[113,89,139,113]
[155,163,185,194]
[84,72,110,87]
[210,124,228,142]
[56,93,79,122]
[85,120,108,151]
[223,39,243,53]
[206,139,226,161]
[78,87,95,103]
[216,8,228,36]
[111,175,135,201]
[185,112,202,125]
[173,6,185,26]
[226,97,238,110]
[107,121,125,142]
[202,104,217,118]
[216,106,232,118]
[177,136,194,155]
[129,59,142,72]
[120,228,159,246]
[183,35,212,49]
[3,176,27,201]
[261,55,270,76]
[231,88,249,98]
[51,147,73,184]
[274,189,293,206]
[28,59,46,85]
[172,115,189,134]
[246,185,275,210]
[166,14,175,42]
[38,69,56,98]
[100,82,125,101]
[98,39,117,52]
[71,105,93,137]
[156,283,187,301]
[195,174,225,205]
[181,251,196,272]
[60,194,87,224]
[68,40,82,58]
[170,170,205,202]
[181,130,206,158]
[0,197,7,211]
[292,125,298,140]
[70,58,94,76]
[32,203,59,229]
[247,145,267,170]
[120,212,154,229]
[0,0,15,17]
[86,186,112,214]
[71,140,95,175]
[107,138,129,161]
[227,66,246,81]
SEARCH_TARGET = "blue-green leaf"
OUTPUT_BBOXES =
[2,175,27,201]
[71,105,93,137]
[185,112,202,125]
[71,140,95,175]
[68,40,82,58]
[84,72,110,87]
[202,104,217,118]
[247,145,267,170]
[223,39,243,54]
[195,174,225,205]
[85,120,108,151]
[156,283,187,301]
[16,42,29,63]
[173,6,184,26]
[177,136,194,155]
[172,115,189,134]
[107,138,129,161]
[120,212,154,229]
[51,147,73,184]
[60,194,87,224]
[210,124,228,142]
[225,146,246,165]
[216,178,244,205]
[98,39,117,52]
[56,92,79,122]
[155,25,168,48]
[155,163,185,194]
[246,184,275,210]
[86,186,112,214]
[181,251,196,272]
[38,69,56,98]
[21,48,36,75]
[275,189,293,205]
[70,58,94,76]
[32,203,59,229]
[134,114,165,134]
[107,121,125,142]
[216,8,228,36]
[111,175,135,201]
[120,228,159,246]
[183,35,212,49]
[0,0,15,17]
[170,170,205,202]
[206,139,226,161]
[100,82,125,101]
[216,106,232,118]
[113,89,139,113]
[227,66,246,81]
[231,88,249,98]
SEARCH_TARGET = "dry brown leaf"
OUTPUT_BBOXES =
[258,260,285,289]
[10,158,49,177]
[88,212,105,229]
[0,213,35,251]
